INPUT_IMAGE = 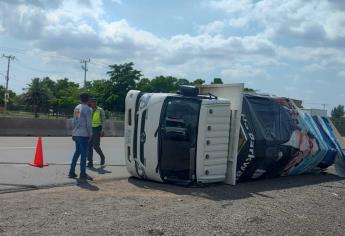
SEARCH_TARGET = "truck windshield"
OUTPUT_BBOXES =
[159,97,201,184]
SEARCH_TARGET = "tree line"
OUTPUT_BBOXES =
[1,61,343,121]
[0,62,225,117]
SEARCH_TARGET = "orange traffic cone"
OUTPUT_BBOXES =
[30,137,48,168]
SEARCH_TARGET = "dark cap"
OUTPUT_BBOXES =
[80,93,90,102]
[90,97,97,101]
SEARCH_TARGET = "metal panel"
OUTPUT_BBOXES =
[200,84,244,185]
[196,102,231,183]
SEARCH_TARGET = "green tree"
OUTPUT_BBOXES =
[24,78,52,117]
[0,85,17,108]
[137,78,152,92]
[50,78,80,115]
[54,78,78,95]
[137,77,191,93]
[191,79,205,86]
[107,62,142,112]
[176,78,190,87]
[150,76,178,92]
[41,77,56,90]
[244,87,255,92]
[87,79,117,112]
[211,78,223,84]
[331,105,345,119]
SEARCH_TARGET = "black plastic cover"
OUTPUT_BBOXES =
[178,85,199,97]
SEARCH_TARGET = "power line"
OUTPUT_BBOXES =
[0,46,26,54]
[0,46,77,61]
[80,58,90,88]
[15,60,69,74]
[91,60,109,67]
[2,54,15,111]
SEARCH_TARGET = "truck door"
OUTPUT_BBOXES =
[158,97,201,184]
[195,102,231,183]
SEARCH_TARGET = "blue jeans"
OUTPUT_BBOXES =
[69,136,89,177]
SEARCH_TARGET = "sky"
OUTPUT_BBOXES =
[0,0,344,111]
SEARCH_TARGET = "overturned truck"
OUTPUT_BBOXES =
[124,84,345,185]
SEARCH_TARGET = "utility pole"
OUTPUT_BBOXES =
[2,54,15,112]
[80,59,90,88]
[321,103,328,110]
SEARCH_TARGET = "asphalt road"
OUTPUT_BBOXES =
[0,137,129,193]
[0,137,126,165]
[1,137,345,235]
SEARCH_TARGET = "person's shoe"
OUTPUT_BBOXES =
[68,173,77,178]
[100,157,105,166]
[87,162,94,168]
[80,174,93,181]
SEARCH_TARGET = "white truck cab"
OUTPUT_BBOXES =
[124,86,233,185]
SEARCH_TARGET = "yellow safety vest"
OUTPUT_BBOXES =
[92,108,102,128]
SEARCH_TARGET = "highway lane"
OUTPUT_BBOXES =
[0,137,126,165]
[0,137,129,192]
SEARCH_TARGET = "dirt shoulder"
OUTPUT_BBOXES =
[0,174,344,236]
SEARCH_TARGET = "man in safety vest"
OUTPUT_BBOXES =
[87,97,106,168]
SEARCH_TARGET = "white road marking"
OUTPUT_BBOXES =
[0,147,35,150]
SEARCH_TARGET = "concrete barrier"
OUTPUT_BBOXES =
[0,117,124,137]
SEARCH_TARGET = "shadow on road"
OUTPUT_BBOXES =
[76,179,99,191]
[128,172,344,201]
[88,166,112,175]
[0,183,38,188]
[0,183,39,194]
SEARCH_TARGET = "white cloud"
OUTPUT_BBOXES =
[228,17,249,28]
[208,0,345,47]
[277,46,345,67]
[111,0,122,4]
[285,86,297,92]
[338,70,345,78]
[0,0,344,94]
[0,2,47,39]
[208,0,254,14]
[303,63,324,72]
[100,20,162,48]
[199,20,226,35]
[220,65,266,79]
[172,15,184,21]
[325,11,345,39]
[48,0,104,21]
[1,0,345,112]
[0,0,280,85]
